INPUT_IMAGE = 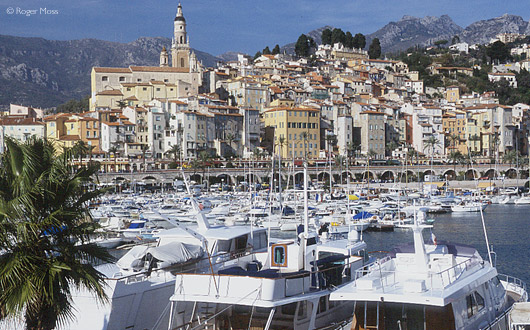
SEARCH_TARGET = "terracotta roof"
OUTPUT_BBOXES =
[93,67,131,73]
[129,66,189,73]
[59,135,81,141]
[360,110,385,115]
[97,90,123,96]
[265,106,319,113]
[169,100,188,105]
[0,117,45,126]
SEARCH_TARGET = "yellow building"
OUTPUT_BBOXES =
[446,86,460,103]
[44,114,100,151]
[443,110,467,154]
[263,106,320,159]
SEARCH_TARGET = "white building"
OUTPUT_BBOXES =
[336,115,354,156]
[0,117,46,152]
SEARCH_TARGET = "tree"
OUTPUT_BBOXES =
[165,144,181,166]
[262,46,271,55]
[423,136,440,166]
[486,41,511,63]
[331,28,346,45]
[140,144,149,172]
[116,100,127,110]
[321,28,332,45]
[352,33,366,49]
[272,44,281,55]
[72,140,88,168]
[0,137,112,329]
[448,150,464,174]
[253,51,262,61]
[368,38,381,59]
[56,95,90,113]
[344,31,354,48]
[451,35,460,45]
[434,40,448,48]
[294,34,314,58]
[108,144,119,172]
[225,133,236,158]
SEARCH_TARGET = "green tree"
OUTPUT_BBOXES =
[165,144,181,166]
[253,51,262,61]
[344,31,354,48]
[321,28,332,45]
[116,100,127,110]
[331,28,346,45]
[262,46,271,55]
[448,150,464,174]
[72,140,88,168]
[352,33,366,49]
[423,136,440,165]
[272,44,281,55]
[451,35,460,45]
[295,34,314,58]
[56,95,90,113]
[108,144,119,172]
[0,137,112,329]
[486,41,511,63]
[140,144,149,172]
[434,40,448,48]
[368,38,382,59]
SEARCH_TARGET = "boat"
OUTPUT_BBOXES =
[67,199,270,330]
[329,212,528,330]
[165,164,374,330]
[514,195,530,205]
[451,201,488,212]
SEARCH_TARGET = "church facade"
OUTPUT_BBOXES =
[90,3,203,111]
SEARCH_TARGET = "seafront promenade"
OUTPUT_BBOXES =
[97,164,529,188]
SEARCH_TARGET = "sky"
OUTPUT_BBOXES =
[1,0,529,56]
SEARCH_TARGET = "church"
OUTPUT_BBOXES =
[90,3,203,111]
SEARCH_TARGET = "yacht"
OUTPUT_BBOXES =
[165,165,373,330]
[329,215,527,330]
[451,201,488,212]
[67,200,269,330]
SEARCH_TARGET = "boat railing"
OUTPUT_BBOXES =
[351,255,483,294]
[498,273,528,302]
[174,255,360,300]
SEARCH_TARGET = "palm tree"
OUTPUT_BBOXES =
[0,137,112,329]
[165,144,181,166]
[503,150,519,167]
[300,132,308,159]
[108,144,119,172]
[448,150,464,174]
[73,140,88,168]
[423,136,440,165]
[140,144,149,172]
[116,100,127,110]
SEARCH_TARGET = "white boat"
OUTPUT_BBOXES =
[165,165,373,330]
[330,214,528,330]
[514,195,530,205]
[451,201,488,212]
[67,200,270,330]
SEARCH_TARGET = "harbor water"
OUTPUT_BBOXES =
[360,204,530,286]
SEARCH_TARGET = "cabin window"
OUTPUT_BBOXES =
[271,244,287,267]
[281,302,297,316]
[466,292,485,318]
[235,235,247,252]
[217,240,231,253]
[317,296,327,314]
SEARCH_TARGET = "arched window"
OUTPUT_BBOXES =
[180,36,183,43]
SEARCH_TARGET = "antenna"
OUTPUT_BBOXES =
[467,147,493,266]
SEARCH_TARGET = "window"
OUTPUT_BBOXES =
[156,88,160,91]
[271,244,287,267]
[119,76,125,82]
[102,76,108,81]
[466,292,485,318]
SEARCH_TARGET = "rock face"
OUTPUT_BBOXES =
[0,35,220,109]
[367,15,463,53]
[459,14,529,45]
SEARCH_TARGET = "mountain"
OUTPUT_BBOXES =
[367,15,463,53]
[459,14,529,45]
[217,51,246,62]
[0,35,220,109]
[281,25,334,55]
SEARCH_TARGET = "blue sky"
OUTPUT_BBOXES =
[0,0,529,56]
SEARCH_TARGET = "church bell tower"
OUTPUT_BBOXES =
[171,3,190,68]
